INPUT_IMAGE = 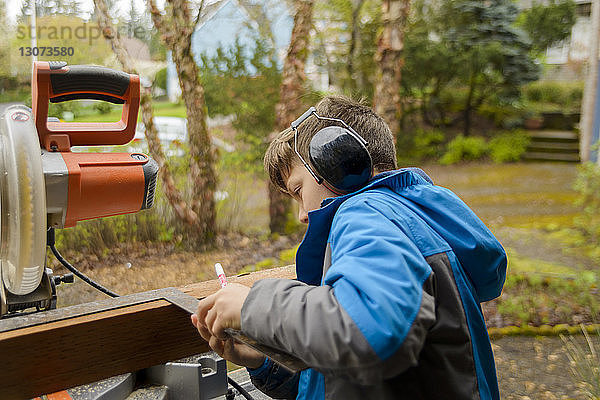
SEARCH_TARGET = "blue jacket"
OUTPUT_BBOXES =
[242,168,507,399]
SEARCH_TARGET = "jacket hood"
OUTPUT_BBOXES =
[296,168,507,302]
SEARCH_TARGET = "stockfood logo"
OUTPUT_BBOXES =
[16,21,145,55]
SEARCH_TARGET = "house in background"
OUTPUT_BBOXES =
[167,0,329,103]
[519,0,595,81]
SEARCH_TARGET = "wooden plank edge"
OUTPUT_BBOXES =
[0,265,296,400]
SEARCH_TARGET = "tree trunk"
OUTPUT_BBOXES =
[94,0,201,231]
[269,0,314,234]
[463,71,476,136]
[314,26,336,88]
[149,0,217,246]
[346,0,365,93]
[373,0,411,141]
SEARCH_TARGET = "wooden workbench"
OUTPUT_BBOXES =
[0,265,296,400]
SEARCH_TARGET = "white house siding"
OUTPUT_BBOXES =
[167,0,329,102]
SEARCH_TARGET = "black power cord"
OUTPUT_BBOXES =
[47,227,256,400]
[227,376,254,400]
[47,227,119,298]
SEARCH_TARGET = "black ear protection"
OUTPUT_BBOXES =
[291,107,373,194]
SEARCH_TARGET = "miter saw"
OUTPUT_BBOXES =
[0,60,158,318]
[0,61,267,400]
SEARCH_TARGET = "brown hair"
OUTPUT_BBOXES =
[264,95,397,194]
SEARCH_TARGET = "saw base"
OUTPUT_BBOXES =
[0,269,53,317]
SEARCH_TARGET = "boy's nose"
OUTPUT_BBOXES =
[298,209,309,224]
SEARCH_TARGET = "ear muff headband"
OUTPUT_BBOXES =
[291,107,373,194]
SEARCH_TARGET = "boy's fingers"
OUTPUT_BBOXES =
[209,336,225,355]
[196,323,212,342]
[213,319,228,340]
[223,337,235,354]
[196,294,216,325]
[205,307,218,335]
[190,313,198,327]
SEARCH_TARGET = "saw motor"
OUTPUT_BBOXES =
[0,61,159,317]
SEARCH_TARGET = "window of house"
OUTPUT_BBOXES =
[576,2,592,17]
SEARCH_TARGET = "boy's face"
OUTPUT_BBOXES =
[285,162,336,224]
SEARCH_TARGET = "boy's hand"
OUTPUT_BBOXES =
[194,328,265,369]
[191,283,265,368]
[194,282,249,338]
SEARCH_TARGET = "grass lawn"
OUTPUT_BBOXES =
[73,101,187,122]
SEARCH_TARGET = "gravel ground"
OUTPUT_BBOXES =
[424,162,587,269]
[493,335,600,400]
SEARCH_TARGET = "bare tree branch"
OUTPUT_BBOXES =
[269,0,314,234]
[94,0,200,227]
[146,0,217,244]
[193,0,206,28]
[147,0,172,46]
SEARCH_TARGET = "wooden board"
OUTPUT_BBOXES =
[0,265,296,400]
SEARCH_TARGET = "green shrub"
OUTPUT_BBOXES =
[523,80,584,111]
[477,103,526,129]
[440,135,488,165]
[495,272,599,327]
[154,67,167,91]
[488,130,531,163]
[0,87,30,103]
[93,101,113,115]
[48,100,84,120]
[55,209,172,257]
[413,128,446,160]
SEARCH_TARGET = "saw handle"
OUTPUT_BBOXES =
[49,64,132,104]
[33,61,140,151]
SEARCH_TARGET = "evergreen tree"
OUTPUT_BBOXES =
[442,0,539,134]
[126,0,147,40]
[402,0,539,135]
[516,0,577,54]
[313,0,381,97]
[199,37,281,147]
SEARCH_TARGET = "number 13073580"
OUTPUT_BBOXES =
[19,47,74,57]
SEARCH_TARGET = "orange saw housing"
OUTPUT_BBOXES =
[33,61,157,228]
[60,152,152,228]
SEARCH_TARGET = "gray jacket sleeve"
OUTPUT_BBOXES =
[240,277,435,385]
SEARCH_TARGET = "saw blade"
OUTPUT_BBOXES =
[0,106,47,296]
[14,140,37,291]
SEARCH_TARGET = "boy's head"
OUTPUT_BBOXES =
[264,96,398,223]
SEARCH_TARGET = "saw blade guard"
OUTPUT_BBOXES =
[0,106,47,295]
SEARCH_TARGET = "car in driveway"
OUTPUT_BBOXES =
[132,116,235,156]
[71,116,233,200]
[133,116,234,201]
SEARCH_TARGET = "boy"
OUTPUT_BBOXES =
[191,96,506,399]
